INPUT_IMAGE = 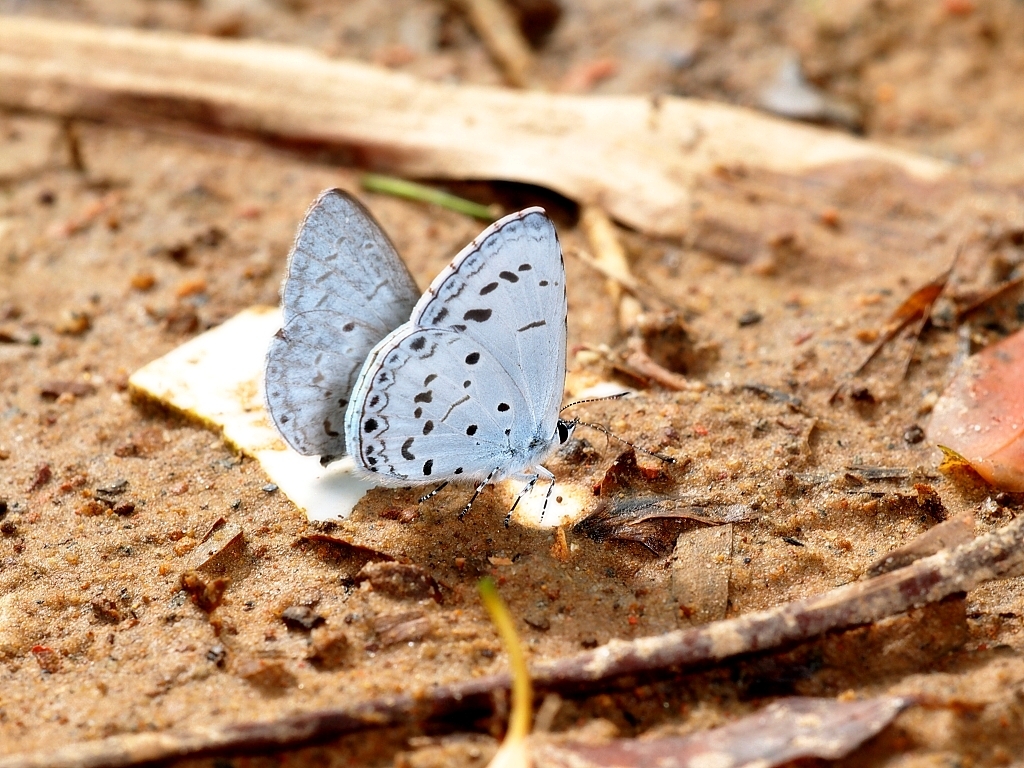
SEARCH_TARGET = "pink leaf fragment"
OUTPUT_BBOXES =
[539,696,910,768]
[927,328,1024,491]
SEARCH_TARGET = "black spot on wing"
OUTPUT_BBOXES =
[414,391,433,403]
[464,309,492,323]
[466,424,478,435]
[410,336,426,351]
[414,407,423,418]
[497,403,510,412]
[423,459,433,476]
[518,263,532,271]
[466,352,480,365]
[423,420,434,435]
[424,373,437,385]
[401,438,415,460]
[364,418,378,433]
[517,320,546,332]
[323,419,339,437]
[342,322,355,332]
[499,271,519,283]
[480,282,498,295]
[539,280,549,286]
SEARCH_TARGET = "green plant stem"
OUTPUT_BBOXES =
[478,577,532,740]
[361,174,496,220]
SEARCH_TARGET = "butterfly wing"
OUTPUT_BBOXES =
[265,189,419,459]
[347,208,567,483]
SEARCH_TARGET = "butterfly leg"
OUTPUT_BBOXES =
[537,466,556,524]
[503,466,556,527]
[459,467,500,520]
[505,473,540,528]
[418,480,450,504]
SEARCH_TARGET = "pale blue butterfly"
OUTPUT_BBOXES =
[265,189,574,521]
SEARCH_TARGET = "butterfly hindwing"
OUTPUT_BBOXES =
[265,189,419,458]
[349,328,537,483]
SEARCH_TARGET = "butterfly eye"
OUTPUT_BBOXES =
[557,420,574,444]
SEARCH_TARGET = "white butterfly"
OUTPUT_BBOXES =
[265,189,574,521]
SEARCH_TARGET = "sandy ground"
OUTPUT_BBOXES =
[2,1,1024,766]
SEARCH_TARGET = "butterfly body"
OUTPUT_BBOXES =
[266,190,569,516]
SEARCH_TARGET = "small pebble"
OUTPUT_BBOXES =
[281,605,325,631]
[130,272,156,291]
[903,424,925,444]
[206,644,227,667]
[737,310,763,327]
[96,479,129,496]
[262,484,278,493]
[307,628,350,670]
[55,310,92,336]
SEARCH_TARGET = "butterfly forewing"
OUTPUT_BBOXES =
[347,208,568,484]
[414,209,566,430]
[265,189,419,458]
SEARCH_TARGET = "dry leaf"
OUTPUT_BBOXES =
[927,328,1024,490]
[537,696,910,767]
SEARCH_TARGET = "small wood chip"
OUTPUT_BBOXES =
[185,521,244,572]
[40,381,97,400]
[356,561,441,602]
[372,610,431,646]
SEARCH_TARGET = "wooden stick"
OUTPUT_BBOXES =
[3,513,1021,768]
[0,16,949,239]
[451,0,535,88]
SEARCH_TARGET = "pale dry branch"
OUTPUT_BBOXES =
[0,16,949,239]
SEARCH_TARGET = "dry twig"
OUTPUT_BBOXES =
[450,0,535,88]
[0,16,949,239]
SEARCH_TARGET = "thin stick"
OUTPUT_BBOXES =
[4,514,1023,768]
[450,0,535,88]
[618,337,698,391]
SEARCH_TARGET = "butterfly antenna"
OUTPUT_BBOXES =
[560,392,631,412]
[419,480,449,504]
[571,419,676,464]
[460,467,499,520]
